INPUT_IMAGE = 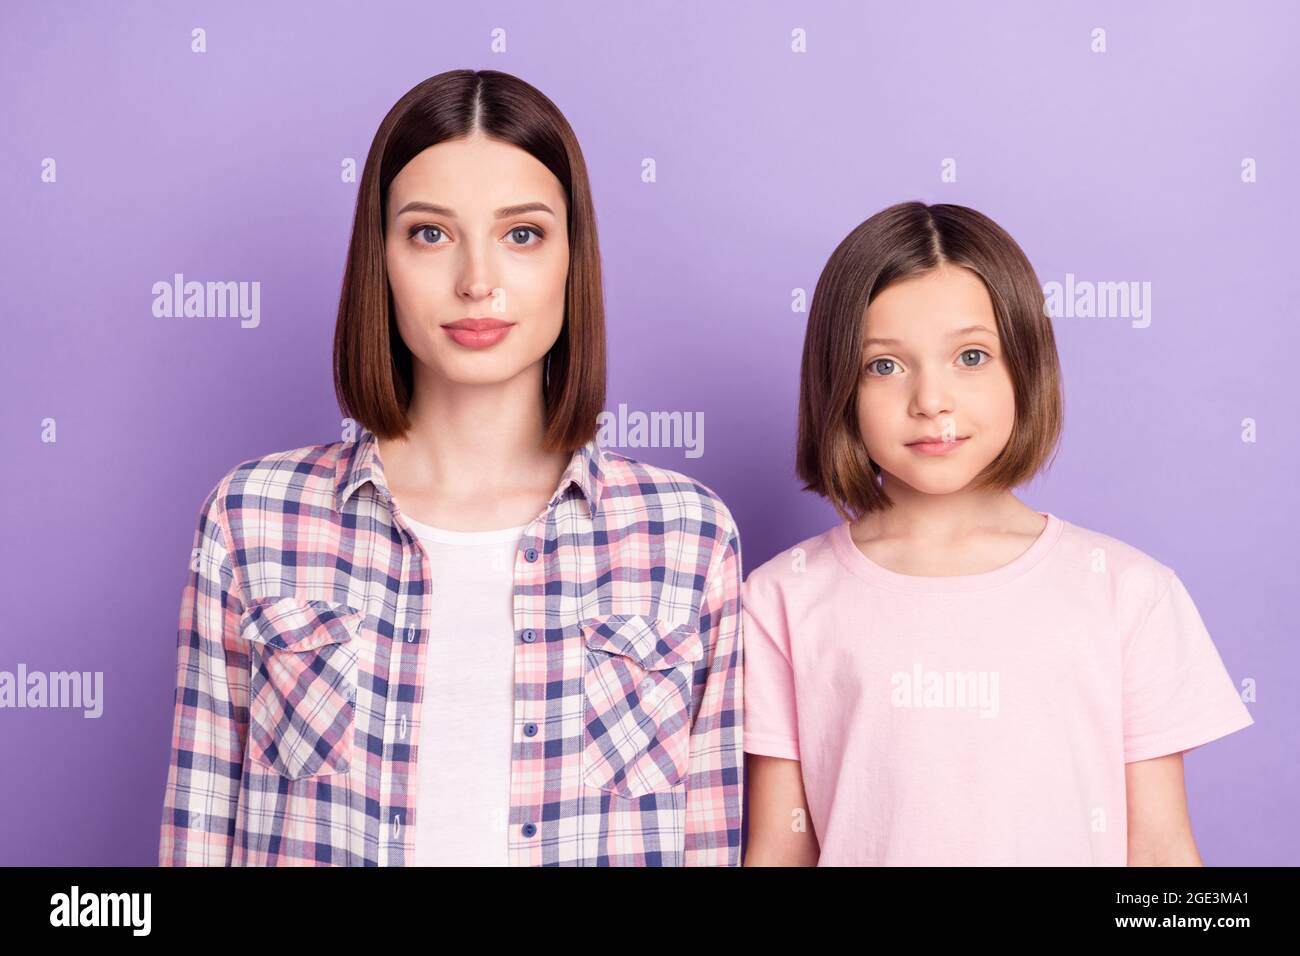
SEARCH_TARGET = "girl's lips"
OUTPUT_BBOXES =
[442,325,513,349]
[906,437,969,456]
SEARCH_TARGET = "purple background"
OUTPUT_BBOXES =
[2,0,1294,865]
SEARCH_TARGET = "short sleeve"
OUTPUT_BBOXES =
[1122,573,1253,763]
[741,574,801,761]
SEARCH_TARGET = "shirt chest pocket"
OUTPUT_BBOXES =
[580,614,705,799]
[239,596,363,781]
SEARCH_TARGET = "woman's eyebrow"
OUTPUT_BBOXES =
[393,200,557,218]
[863,324,997,347]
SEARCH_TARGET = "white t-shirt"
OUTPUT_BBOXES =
[404,515,527,867]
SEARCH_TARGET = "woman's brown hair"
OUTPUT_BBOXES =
[796,201,1063,521]
[333,69,605,451]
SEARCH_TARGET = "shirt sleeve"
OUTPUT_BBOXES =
[740,572,801,761]
[682,521,744,866]
[1122,572,1253,763]
[158,478,250,865]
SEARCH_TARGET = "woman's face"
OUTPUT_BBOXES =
[854,264,1017,496]
[384,133,570,388]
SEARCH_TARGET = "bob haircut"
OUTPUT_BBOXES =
[333,69,606,451]
[796,201,1063,522]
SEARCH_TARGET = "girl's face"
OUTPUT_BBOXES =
[384,134,570,388]
[854,263,1017,496]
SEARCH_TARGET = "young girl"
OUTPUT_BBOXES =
[158,69,742,867]
[741,201,1253,866]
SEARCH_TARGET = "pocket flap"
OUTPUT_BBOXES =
[240,596,364,652]
[582,614,704,670]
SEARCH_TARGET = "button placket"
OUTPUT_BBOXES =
[514,535,546,862]
[401,626,417,741]
[385,519,426,867]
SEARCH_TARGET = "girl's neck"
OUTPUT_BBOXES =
[852,475,1042,547]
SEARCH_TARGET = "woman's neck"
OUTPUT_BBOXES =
[375,362,572,528]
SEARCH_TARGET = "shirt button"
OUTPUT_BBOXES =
[524,722,538,737]
[521,629,536,643]
[524,547,538,562]
[522,822,537,838]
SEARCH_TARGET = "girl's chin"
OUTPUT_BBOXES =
[881,469,980,497]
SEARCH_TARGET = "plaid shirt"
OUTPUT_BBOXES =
[158,424,743,866]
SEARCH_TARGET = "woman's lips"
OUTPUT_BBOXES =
[441,319,514,349]
[906,437,969,456]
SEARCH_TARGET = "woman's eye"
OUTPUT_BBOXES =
[411,225,446,245]
[959,349,991,368]
[409,225,543,247]
[865,358,898,377]
[507,226,543,246]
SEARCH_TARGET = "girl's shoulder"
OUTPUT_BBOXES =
[741,524,843,596]
[1052,515,1178,597]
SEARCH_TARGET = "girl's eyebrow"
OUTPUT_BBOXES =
[863,324,997,347]
[393,200,557,218]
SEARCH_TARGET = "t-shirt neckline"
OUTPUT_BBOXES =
[402,514,530,545]
[831,512,1064,593]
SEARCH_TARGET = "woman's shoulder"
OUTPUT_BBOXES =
[597,449,739,540]
[201,435,352,516]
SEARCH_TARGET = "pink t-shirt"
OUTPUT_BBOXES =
[742,512,1254,866]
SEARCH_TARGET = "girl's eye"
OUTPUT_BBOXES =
[507,226,543,246]
[958,349,991,368]
[865,358,898,377]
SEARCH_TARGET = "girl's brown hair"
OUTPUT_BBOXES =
[333,69,606,451]
[796,201,1063,521]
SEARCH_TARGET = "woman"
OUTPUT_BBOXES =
[158,69,743,866]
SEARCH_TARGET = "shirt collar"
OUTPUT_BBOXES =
[334,424,606,520]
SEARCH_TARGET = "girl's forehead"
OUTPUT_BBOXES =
[863,273,998,337]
